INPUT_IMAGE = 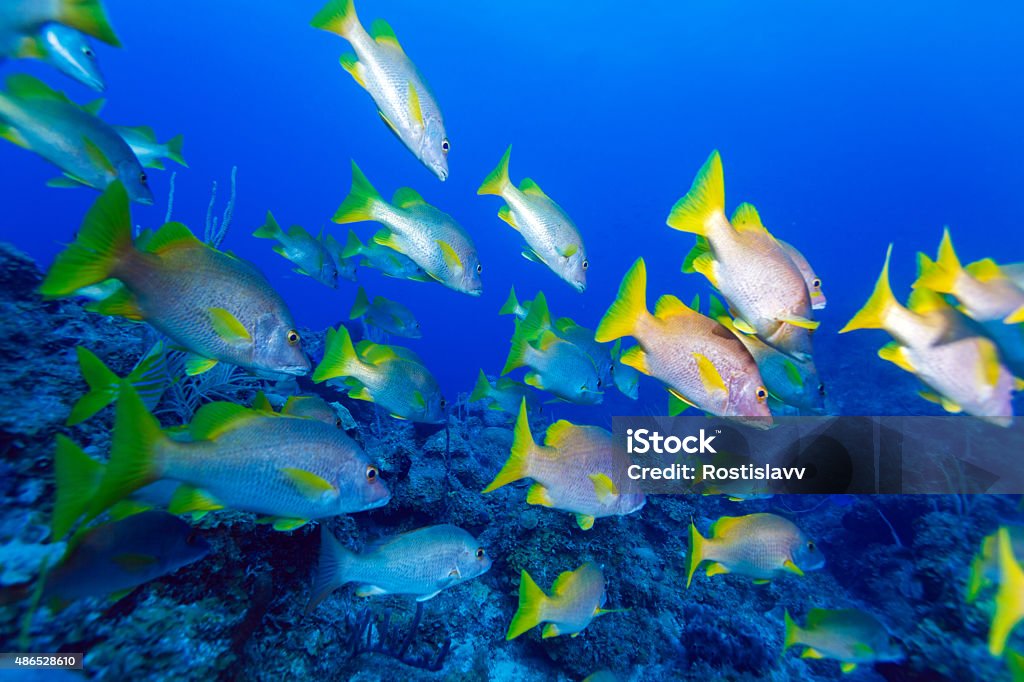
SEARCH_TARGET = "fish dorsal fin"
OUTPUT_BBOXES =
[7,74,71,103]
[543,419,576,448]
[82,98,106,116]
[906,287,947,314]
[251,391,274,412]
[281,467,337,499]
[965,258,1005,283]
[359,343,400,366]
[518,177,548,198]
[190,401,258,440]
[392,187,426,208]
[589,472,619,503]
[407,81,424,127]
[83,137,115,173]
[208,307,252,343]
[554,317,580,334]
[730,203,767,233]
[371,18,403,51]
[655,294,695,320]
[123,124,156,140]
[693,353,727,395]
[533,330,561,353]
[437,239,462,269]
[878,341,915,373]
[710,515,742,536]
[144,221,203,253]
[281,396,315,415]
[551,567,584,595]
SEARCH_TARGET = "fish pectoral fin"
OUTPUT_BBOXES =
[878,342,915,373]
[281,467,338,500]
[339,52,366,89]
[377,110,403,140]
[111,552,158,572]
[782,559,805,576]
[406,81,424,127]
[497,206,518,230]
[779,315,820,331]
[781,359,804,388]
[589,472,619,504]
[389,413,407,420]
[526,483,554,507]
[437,240,462,270]
[575,514,596,530]
[412,390,426,408]
[978,341,1002,388]
[705,562,730,577]
[82,136,115,174]
[168,485,224,515]
[693,353,728,396]
[840,663,858,674]
[372,228,405,254]
[521,249,544,264]
[558,243,578,258]
[801,648,824,659]
[730,203,768,233]
[732,318,758,335]
[355,584,388,598]
[208,307,252,344]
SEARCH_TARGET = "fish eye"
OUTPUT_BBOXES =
[812,278,821,289]
[582,259,589,270]
[365,465,379,481]
[756,387,767,402]
[287,330,300,345]
[817,383,826,396]
[441,138,450,155]
[335,418,342,428]
[83,47,94,57]
[807,541,816,551]
[475,548,486,560]
[476,264,482,274]
[140,172,148,184]
[596,378,602,388]
[440,397,447,410]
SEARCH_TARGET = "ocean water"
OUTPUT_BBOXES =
[1,0,1023,680]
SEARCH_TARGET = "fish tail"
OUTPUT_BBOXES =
[505,569,548,640]
[595,258,648,342]
[253,211,285,240]
[469,369,493,403]
[85,385,168,522]
[499,286,520,316]
[312,325,361,382]
[165,134,187,167]
[913,227,962,295]
[59,0,121,47]
[39,181,135,298]
[666,150,725,236]
[783,610,802,651]
[51,435,104,540]
[482,399,535,493]
[839,244,898,333]
[342,230,364,258]
[349,285,370,319]
[686,521,707,588]
[478,145,512,197]
[310,0,360,38]
[333,161,383,224]
[965,552,986,603]
[305,525,356,615]
[989,527,1024,656]
[66,346,121,426]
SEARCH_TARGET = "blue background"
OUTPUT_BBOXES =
[3,0,1023,422]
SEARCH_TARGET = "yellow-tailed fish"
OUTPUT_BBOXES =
[340,229,430,282]
[967,526,1024,603]
[39,183,311,377]
[990,527,1024,656]
[307,524,491,612]
[311,0,448,180]
[67,343,169,426]
[478,146,588,292]
[16,24,104,91]
[0,0,119,56]
[503,294,602,405]
[506,562,619,639]
[333,161,482,295]
[610,340,641,400]
[470,370,537,414]
[41,511,209,606]
[253,211,339,288]
[708,294,825,414]
[62,386,390,533]
[554,317,613,389]
[783,608,903,674]
[280,395,341,428]
[841,246,1015,425]
[686,513,824,587]
[498,285,532,320]
[112,124,187,170]
[668,152,818,358]
[596,258,772,423]
[779,239,826,310]
[0,75,152,203]
[483,400,644,530]
[323,233,359,282]
[313,325,445,423]
[349,285,421,338]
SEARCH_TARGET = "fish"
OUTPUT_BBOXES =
[667,152,818,359]
[779,240,826,310]
[323,233,359,282]
[503,294,602,405]
[610,340,640,400]
[0,0,120,55]
[333,161,482,295]
[253,211,339,288]
[58,386,391,534]
[349,285,421,338]
[42,511,209,605]
[39,182,312,378]
[340,229,430,282]
[988,527,1024,656]
[840,246,1015,425]
[15,24,105,91]
[483,400,644,531]
[914,228,1024,325]
[307,524,491,612]
[279,395,342,428]
[470,370,537,414]
[686,513,825,586]
[596,258,772,423]
[313,324,446,423]
[0,75,152,203]
[478,146,588,292]
[783,608,903,673]
[506,562,619,639]
[311,0,448,181]
[498,286,532,320]
[67,342,169,426]
[112,124,187,170]
[708,294,825,414]
[553,317,613,389]
[967,526,1024,603]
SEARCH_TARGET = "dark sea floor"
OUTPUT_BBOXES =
[0,242,1020,681]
